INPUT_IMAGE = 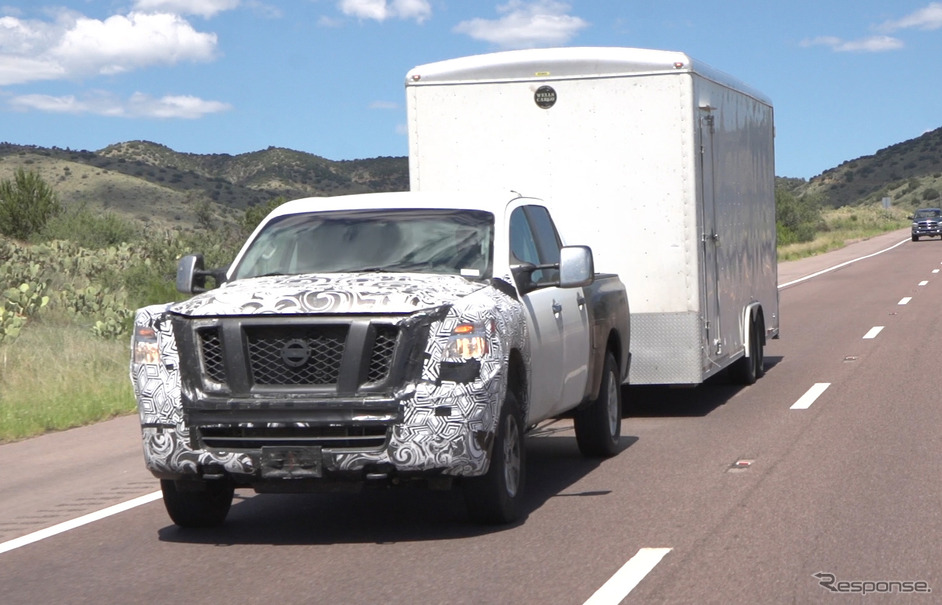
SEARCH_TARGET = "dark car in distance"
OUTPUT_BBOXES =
[911,208,942,241]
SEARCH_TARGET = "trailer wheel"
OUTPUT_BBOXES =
[160,478,234,528]
[754,323,766,379]
[731,320,761,385]
[574,351,622,458]
[463,391,525,525]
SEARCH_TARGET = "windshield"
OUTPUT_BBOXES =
[914,209,941,219]
[231,208,494,281]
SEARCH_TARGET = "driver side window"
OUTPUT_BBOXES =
[509,206,560,288]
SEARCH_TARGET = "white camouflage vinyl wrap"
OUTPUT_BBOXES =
[130,273,529,482]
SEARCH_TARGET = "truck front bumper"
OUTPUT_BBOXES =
[137,377,503,487]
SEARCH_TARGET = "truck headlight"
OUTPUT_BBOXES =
[438,320,494,384]
[445,321,491,361]
[132,325,161,365]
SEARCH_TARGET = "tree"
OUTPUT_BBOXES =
[776,186,825,245]
[241,196,288,236]
[0,168,62,240]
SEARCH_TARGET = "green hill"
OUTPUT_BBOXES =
[0,141,409,230]
[790,126,942,210]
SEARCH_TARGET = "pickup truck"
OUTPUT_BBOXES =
[130,191,630,527]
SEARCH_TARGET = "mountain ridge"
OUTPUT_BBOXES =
[3,126,942,231]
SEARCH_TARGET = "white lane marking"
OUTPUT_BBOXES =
[863,326,884,339]
[584,547,672,605]
[899,297,912,305]
[790,383,831,410]
[933,269,940,274]
[0,491,162,556]
[778,238,909,289]
[919,280,929,286]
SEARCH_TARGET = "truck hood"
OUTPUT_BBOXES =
[170,273,488,317]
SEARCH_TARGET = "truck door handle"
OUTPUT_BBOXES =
[577,294,586,307]
[552,300,562,315]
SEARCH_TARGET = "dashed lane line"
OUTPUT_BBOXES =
[584,547,673,605]
[790,383,831,410]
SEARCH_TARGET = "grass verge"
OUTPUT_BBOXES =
[0,317,134,443]
[778,205,910,261]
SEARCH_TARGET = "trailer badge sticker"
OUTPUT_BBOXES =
[534,85,556,109]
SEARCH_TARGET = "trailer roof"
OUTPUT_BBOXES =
[406,46,771,107]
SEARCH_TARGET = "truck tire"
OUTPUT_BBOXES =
[160,478,234,528]
[462,391,525,524]
[574,351,622,458]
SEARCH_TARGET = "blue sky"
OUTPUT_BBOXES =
[1,1,941,179]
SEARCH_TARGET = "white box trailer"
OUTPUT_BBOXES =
[405,47,779,386]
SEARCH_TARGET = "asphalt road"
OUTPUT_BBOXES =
[1,228,939,604]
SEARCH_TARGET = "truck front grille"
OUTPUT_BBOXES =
[245,325,347,386]
[367,326,398,383]
[199,329,226,383]
[192,318,402,393]
[198,424,389,450]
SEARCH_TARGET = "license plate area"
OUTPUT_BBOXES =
[260,446,323,479]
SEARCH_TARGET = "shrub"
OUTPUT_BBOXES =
[0,169,62,239]
[776,187,825,245]
[40,206,139,248]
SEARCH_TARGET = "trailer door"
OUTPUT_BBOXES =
[699,109,721,358]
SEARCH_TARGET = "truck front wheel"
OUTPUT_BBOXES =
[462,391,525,524]
[574,351,622,458]
[160,478,234,528]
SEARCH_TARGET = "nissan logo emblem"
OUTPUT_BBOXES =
[281,339,311,368]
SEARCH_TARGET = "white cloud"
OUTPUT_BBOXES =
[0,11,218,85]
[801,34,903,53]
[806,3,942,55]
[8,91,232,119]
[133,0,241,19]
[52,13,217,75]
[880,2,942,32]
[453,0,588,49]
[338,0,431,23]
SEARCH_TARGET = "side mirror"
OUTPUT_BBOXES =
[176,254,227,294]
[510,261,539,294]
[558,245,594,288]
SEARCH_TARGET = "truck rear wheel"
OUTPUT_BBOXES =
[160,478,234,528]
[574,351,622,458]
[462,391,525,524]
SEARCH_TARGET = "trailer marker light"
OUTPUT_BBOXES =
[673,62,685,69]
